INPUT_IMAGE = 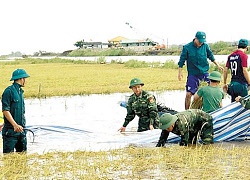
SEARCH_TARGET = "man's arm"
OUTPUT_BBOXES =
[0,123,3,132]
[223,67,229,92]
[243,67,250,84]
[193,93,200,101]
[156,130,169,147]
[2,110,23,132]
[177,46,187,81]
[180,132,189,146]
[178,68,183,81]
[212,61,224,71]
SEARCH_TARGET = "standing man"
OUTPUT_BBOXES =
[178,31,223,110]
[156,109,213,147]
[223,39,250,102]
[118,78,159,132]
[1,68,30,153]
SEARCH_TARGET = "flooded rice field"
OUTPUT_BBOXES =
[1,90,249,154]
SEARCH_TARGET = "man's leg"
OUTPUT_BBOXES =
[3,135,17,153]
[199,111,214,144]
[185,92,193,110]
[185,75,201,110]
[15,134,27,152]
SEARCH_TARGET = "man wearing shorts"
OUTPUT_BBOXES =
[178,31,223,110]
[223,39,250,102]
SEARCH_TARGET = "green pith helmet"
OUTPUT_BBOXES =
[129,78,144,88]
[10,68,30,81]
[159,113,178,130]
[208,71,221,81]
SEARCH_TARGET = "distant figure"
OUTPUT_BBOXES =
[118,78,159,132]
[223,39,250,102]
[1,69,30,153]
[156,109,213,147]
[193,71,224,113]
[178,31,223,110]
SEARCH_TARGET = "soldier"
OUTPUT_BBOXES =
[1,68,30,153]
[193,71,224,113]
[118,78,159,132]
[156,109,213,147]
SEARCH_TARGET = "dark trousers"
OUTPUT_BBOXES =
[2,129,27,153]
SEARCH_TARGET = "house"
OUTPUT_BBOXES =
[108,36,128,46]
[120,39,158,51]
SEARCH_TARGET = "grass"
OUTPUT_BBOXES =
[0,145,249,179]
[0,58,243,179]
[0,57,225,98]
[0,58,186,98]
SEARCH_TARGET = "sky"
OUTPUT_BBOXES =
[0,0,249,55]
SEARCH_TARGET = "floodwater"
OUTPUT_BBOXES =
[0,90,248,154]
[32,54,230,64]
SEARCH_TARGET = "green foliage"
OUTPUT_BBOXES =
[124,59,179,69]
[124,59,149,68]
[74,40,84,48]
[209,41,236,55]
[68,48,138,57]
[96,56,106,64]
[162,60,179,69]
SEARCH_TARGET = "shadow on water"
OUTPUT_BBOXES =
[0,90,249,154]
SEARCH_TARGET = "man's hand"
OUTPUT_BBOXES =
[235,96,242,102]
[222,84,228,94]
[178,68,183,81]
[0,124,3,132]
[149,124,154,130]
[118,127,126,132]
[13,124,24,132]
[217,65,224,71]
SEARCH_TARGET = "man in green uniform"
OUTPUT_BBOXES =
[156,109,213,146]
[119,78,159,132]
[1,68,30,153]
[193,71,224,113]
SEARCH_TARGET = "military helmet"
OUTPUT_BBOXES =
[10,68,30,81]
[129,78,144,89]
[208,71,221,81]
[159,113,178,130]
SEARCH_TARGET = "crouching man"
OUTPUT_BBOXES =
[156,109,213,147]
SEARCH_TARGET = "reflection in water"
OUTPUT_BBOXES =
[0,91,235,154]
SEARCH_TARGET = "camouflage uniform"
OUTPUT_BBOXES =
[239,96,250,109]
[156,109,213,146]
[123,90,159,132]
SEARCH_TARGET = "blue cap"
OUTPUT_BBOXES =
[238,39,248,48]
[195,31,206,43]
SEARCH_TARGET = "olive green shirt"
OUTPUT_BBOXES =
[197,85,224,113]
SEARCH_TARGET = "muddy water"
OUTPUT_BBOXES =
[1,90,248,154]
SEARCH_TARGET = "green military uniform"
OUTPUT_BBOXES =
[123,90,159,132]
[239,96,250,109]
[156,109,213,146]
[2,69,30,153]
[197,71,224,113]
